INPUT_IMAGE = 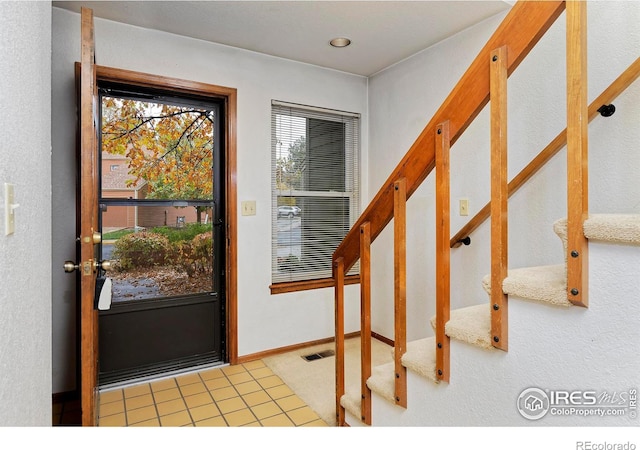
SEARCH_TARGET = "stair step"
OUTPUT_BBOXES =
[482,264,572,307]
[401,337,439,383]
[584,214,640,245]
[340,391,363,423]
[555,214,640,246]
[366,362,396,403]
[441,303,494,350]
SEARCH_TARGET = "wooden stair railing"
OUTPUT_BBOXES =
[450,56,640,249]
[333,0,566,421]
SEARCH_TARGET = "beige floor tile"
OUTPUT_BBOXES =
[222,365,247,376]
[302,419,329,427]
[153,387,182,403]
[124,384,151,398]
[156,398,186,417]
[248,367,273,379]
[242,390,272,407]
[99,399,125,417]
[224,408,256,426]
[234,380,262,395]
[227,372,253,385]
[159,410,192,427]
[257,375,284,389]
[129,418,160,427]
[99,389,123,404]
[287,406,320,426]
[217,396,246,414]
[175,373,201,386]
[205,377,231,391]
[260,413,295,427]
[276,395,306,412]
[184,392,213,409]
[250,401,283,420]
[210,386,238,402]
[195,416,227,427]
[242,421,261,427]
[125,393,155,410]
[265,384,294,399]
[199,367,226,381]
[180,381,207,397]
[189,403,221,422]
[150,378,177,392]
[242,360,266,370]
[126,405,157,425]
[99,412,126,427]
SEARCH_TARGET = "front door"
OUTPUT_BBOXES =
[96,83,226,386]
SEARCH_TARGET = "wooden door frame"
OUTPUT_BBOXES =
[78,65,238,424]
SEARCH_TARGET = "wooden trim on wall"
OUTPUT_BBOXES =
[270,275,360,295]
[93,65,239,365]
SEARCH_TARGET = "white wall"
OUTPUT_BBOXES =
[368,1,640,343]
[51,8,367,393]
[0,1,52,426]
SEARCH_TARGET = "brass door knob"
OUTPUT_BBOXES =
[97,260,112,271]
[63,261,79,273]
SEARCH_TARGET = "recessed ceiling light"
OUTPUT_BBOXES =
[330,37,351,48]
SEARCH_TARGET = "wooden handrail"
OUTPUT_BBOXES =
[450,56,640,248]
[333,0,565,273]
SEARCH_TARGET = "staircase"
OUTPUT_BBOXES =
[332,0,640,427]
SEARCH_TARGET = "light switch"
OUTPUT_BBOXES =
[241,200,256,216]
[4,183,19,236]
[459,198,469,216]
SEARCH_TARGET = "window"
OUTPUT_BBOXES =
[271,101,360,284]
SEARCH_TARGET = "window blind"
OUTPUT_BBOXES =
[271,101,360,283]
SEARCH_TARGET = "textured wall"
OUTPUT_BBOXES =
[0,1,52,426]
[366,0,640,427]
[51,7,368,393]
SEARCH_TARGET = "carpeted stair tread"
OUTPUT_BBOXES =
[340,391,362,423]
[482,264,571,307]
[366,362,396,403]
[442,304,494,350]
[401,337,439,383]
[584,214,640,245]
[555,214,640,246]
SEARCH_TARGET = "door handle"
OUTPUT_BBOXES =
[64,259,112,273]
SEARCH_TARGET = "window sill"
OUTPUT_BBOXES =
[270,275,360,295]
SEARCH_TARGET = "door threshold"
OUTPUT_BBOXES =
[99,360,228,392]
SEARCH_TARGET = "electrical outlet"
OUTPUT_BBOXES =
[459,198,469,216]
[241,200,256,216]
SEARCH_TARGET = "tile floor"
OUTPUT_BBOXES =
[53,359,329,427]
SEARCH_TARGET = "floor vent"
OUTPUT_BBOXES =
[301,350,335,362]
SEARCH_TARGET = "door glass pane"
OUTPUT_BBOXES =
[101,95,214,201]
[102,205,214,302]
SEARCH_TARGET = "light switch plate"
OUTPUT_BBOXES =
[241,200,256,216]
[459,198,469,216]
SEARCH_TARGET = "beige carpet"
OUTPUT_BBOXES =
[262,336,393,426]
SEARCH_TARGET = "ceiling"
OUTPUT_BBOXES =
[53,1,513,77]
